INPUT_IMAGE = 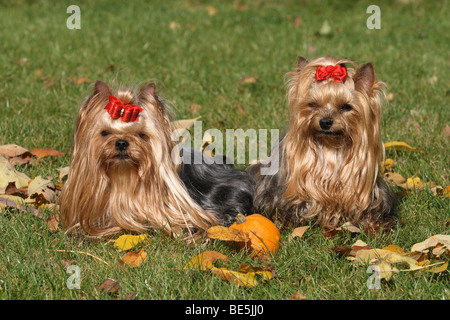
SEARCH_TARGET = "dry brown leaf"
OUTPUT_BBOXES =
[411,234,450,257]
[189,103,202,113]
[171,116,202,130]
[0,144,30,158]
[120,249,148,268]
[293,17,302,28]
[98,279,121,294]
[0,156,31,193]
[384,172,407,186]
[27,176,56,205]
[206,226,250,242]
[169,21,180,30]
[29,148,64,158]
[46,213,60,231]
[289,226,309,241]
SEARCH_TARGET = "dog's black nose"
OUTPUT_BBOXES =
[319,118,333,130]
[115,140,129,152]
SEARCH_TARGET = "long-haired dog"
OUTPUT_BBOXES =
[60,81,254,237]
[247,56,396,233]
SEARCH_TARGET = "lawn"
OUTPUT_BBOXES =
[0,0,448,301]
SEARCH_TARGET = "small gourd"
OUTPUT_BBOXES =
[229,213,281,257]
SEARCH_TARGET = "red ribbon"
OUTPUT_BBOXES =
[104,96,143,122]
[315,65,347,83]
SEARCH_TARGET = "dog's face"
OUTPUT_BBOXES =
[91,115,152,175]
[299,82,360,149]
[287,56,384,151]
[73,81,173,179]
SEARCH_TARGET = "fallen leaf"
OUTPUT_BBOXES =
[400,176,424,190]
[171,116,201,130]
[384,172,407,186]
[98,279,121,294]
[0,156,31,193]
[189,103,202,113]
[293,16,302,28]
[206,226,250,242]
[384,141,419,152]
[29,148,64,158]
[114,234,149,252]
[382,244,407,255]
[290,292,307,300]
[169,21,180,30]
[240,75,258,84]
[318,20,331,36]
[58,166,70,182]
[120,249,147,268]
[381,158,395,173]
[46,213,60,231]
[353,248,421,271]
[184,251,273,287]
[411,234,450,257]
[184,251,227,271]
[0,196,43,218]
[336,221,361,233]
[425,261,448,273]
[0,144,30,158]
[27,176,56,205]
[206,6,218,16]
[289,226,309,241]
[376,261,399,281]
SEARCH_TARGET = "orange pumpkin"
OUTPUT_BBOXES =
[229,214,281,257]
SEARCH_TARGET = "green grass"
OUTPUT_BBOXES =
[0,0,449,300]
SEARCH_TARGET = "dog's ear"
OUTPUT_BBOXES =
[139,82,157,98]
[93,80,112,96]
[296,56,308,73]
[354,62,376,94]
[139,82,165,111]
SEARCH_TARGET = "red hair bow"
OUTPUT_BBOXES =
[104,96,143,122]
[315,65,347,83]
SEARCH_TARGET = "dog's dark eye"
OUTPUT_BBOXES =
[308,103,318,108]
[139,133,148,140]
[101,130,110,137]
[340,104,353,112]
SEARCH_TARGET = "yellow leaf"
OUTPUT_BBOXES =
[184,251,227,271]
[384,141,418,152]
[206,226,250,242]
[120,249,147,268]
[354,248,421,271]
[425,261,448,273]
[400,176,424,190]
[184,252,273,287]
[382,244,407,255]
[240,75,258,84]
[383,172,406,186]
[114,234,149,252]
[376,261,399,281]
[381,158,395,173]
[206,6,218,16]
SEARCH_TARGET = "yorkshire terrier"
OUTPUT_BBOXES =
[60,81,254,237]
[247,56,396,233]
